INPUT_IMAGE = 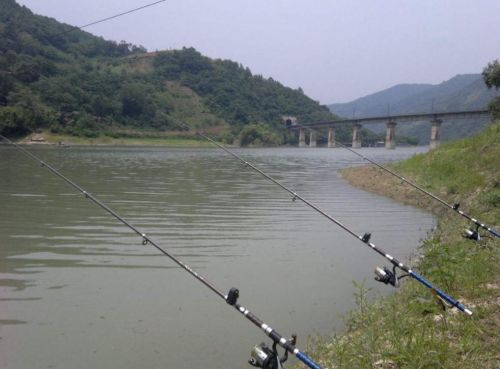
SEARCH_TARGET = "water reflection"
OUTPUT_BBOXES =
[0,145,434,369]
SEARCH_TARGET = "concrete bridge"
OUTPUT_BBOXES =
[285,110,491,149]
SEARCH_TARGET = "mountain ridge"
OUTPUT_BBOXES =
[328,74,495,143]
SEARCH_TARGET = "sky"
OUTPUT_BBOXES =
[15,0,500,104]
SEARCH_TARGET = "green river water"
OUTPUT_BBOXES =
[0,145,434,369]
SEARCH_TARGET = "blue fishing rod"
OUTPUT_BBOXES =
[0,134,323,369]
[176,122,474,316]
[293,124,499,241]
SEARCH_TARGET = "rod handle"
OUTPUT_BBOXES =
[410,272,473,315]
[490,228,500,238]
[295,351,323,369]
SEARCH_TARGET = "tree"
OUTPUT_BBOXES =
[483,60,500,119]
[73,113,98,137]
[239,123,282,146]
[0,72,14,105]
[482,59,500,90]
[120,83,148,117]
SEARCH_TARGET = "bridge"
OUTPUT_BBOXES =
[284,109,491,149]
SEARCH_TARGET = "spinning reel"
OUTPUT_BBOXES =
[454,204,483,242]
[463,224,481,241]
[225,287,297,369]
[248,335,297,369]
[374,264,409,287]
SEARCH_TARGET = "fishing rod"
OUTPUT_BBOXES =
[296,125,499,241]
[175,122,473,316]
[0,134,323,369]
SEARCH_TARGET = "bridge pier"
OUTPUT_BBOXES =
[328,127,336,148]
[385,121,396,149]
[299,129,306,147]
[352,123,362,149]
[430,119,442,149]
[309,130,317,147]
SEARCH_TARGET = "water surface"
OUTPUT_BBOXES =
[0,145,434,369]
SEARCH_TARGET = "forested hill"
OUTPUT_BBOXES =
[0,0,334,144]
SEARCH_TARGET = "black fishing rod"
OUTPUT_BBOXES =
[0,134,323,369]
[296,125,499,240]
[176,122,473,316]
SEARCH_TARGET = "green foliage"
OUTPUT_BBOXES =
[482,59,500,90]
[74,113,99,137]
[153,48,214,80]
[482,59,500,119]
[239,123,282,146]
[120,83,150,117]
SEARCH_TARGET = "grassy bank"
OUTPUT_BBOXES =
[305,122,499,369]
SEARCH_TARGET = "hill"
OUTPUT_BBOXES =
[0,0,335,145]
[328,74,496,144]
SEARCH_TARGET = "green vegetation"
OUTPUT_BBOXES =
[0,0,338,146]
[309,121,499,369]
[482,59,500,120]
[238,123,282,146]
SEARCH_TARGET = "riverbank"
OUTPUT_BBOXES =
[16,131,220,147]
[304,122,499,369]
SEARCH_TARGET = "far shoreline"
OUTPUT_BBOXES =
[14,131,222,148]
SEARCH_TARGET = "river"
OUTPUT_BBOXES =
[0,145,434,369]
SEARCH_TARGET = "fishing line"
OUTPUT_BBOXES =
[174,121,473,316]
[52,0,167,37]
[0,135,323,369]
[294,125,499,240]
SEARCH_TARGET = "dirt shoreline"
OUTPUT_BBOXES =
[340,165,449,217]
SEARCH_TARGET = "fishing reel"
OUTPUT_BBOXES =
[225,287,296,369]
[248,335,296,369]
[463,224,481,241]
[249,342,282,369]
[463,227,480,241]
[374,265,408,287]
[454,203,481,242]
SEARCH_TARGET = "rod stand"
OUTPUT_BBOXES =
[431,290,448,313]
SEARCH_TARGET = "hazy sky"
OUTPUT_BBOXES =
[15,0,500,104]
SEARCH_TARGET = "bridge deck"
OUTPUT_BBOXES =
[288,109,490,130]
